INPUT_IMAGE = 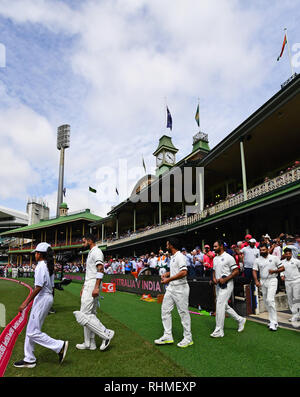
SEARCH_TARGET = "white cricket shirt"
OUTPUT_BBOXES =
[280,258,300,282]
[241,246,259,269]
[213,252,238,287]
[169,251,188,286]
[253,254,281,282]
[34,260,54,295]
[85,245,104,282]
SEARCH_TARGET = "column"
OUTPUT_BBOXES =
[159,194,162,225]
[66,226,68,246]
[97,227,100,241]
[70,226,72,245]
[82,223,85,237]
[133,207,136,233]
[116,217,119,239]
[102,223,104,244]
[240,139,248,201]
[55,230,57,247]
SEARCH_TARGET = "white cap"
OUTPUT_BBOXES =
[264,234,271,239]
[32,242,51,253]
[249,238,256,243]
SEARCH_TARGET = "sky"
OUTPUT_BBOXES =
[0,0,299,218]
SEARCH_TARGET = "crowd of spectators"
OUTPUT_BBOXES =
[101,232,300,283]
[1,232,299,286]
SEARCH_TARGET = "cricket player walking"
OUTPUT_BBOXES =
[14,243,68,368]
[252,243,285,331]
[154,237,193,348]
[211,240,246,338]
[280,247,300,323]
[73,234,114,351]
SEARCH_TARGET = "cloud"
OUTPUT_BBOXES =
[0,83,56,199]
[0,0,299,216]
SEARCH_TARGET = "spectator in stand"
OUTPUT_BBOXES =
[182,248,195,279]
[272,239,282,258]
[194,246,204,278]
[283,237,299,259]
[241,238,260,282]
[231,245,244,273]
[224,242,234,257]
[149,252,158,275]
[241,234,252,249]
[203,245,215,278]
[157,250,168,276]
[136,257,144,275]
[124,260,132,274]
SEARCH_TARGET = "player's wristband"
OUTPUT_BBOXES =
[96,272,104,280]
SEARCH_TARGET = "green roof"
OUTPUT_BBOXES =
[1,210,102,237]
[59,202,68,209]
[153,135,178,156]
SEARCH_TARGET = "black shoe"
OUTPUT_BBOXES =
[48,308,56,314]
[58,341,69,364]
[13,360,36,368]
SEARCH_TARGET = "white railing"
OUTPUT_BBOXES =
[103,166,300,247]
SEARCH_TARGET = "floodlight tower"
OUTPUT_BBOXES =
[56,124,70,217]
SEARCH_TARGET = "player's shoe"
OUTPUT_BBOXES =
[177,339,194,348]
[269,323,278,331]
[237,317,246,332]
[154,336,174,345]
[58,341,69,364]
[100,330,115,351]
[76,341,97,350]
[13,360,36,368]
[210,329,224,338]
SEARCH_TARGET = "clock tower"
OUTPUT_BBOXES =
[153,135,178,176]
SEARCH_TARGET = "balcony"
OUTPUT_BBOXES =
[103,165,300,247]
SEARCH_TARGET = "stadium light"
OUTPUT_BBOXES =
[56,124,70,217]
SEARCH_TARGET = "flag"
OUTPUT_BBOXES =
[195,104,200,127]
[166,106,172,130]
[115,187,119,196]
[142,156,146,174]
[277,34,287,61]
[89,186,97,193]
[63,187,66,197]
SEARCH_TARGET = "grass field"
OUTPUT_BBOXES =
[1,278,300,377]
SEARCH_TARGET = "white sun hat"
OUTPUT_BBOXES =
[32,242,51,253]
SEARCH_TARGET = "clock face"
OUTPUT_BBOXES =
[165,151,175,164]
[157,152,164,166]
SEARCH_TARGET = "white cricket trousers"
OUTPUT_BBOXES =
[215,282,243,333]
[79,279,108,345]
[261,278,278,325]
[24,293,64,363]
[161,284,192,341]
[285,280,300,319]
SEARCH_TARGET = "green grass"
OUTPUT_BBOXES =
[0,280,29,332]
[2,278,300,377]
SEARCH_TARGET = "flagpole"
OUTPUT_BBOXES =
[284,28,294,76]
[198,97,200,131]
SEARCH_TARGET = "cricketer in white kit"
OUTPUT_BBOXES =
[252,243,285,331]
[73,234,114,351]
[211,240,246,338]
[14,243,68,368]
[154,237,193,348]
[279,247,300,323]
